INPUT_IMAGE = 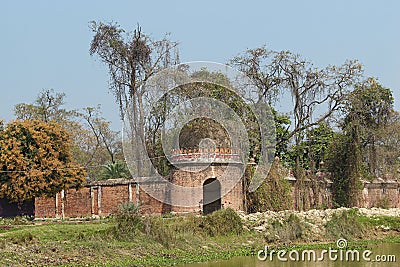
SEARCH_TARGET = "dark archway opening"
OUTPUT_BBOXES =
[203,178,221,215]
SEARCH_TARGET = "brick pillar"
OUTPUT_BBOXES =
[90,186,95,217]
[60,189,65,219]
[128,183,133,203]
[135,183,140,206]
[98,185,102,216]
[55,192,59,219]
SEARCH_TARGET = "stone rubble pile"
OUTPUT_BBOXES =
[238,207,400,241]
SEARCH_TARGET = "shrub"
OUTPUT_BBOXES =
[0,216,33,226]
[200,208,243,236]
[325,209,366,240]
[375,195,391,209]
[112,205,244,247]
[113,202,142,239]
[141,216,176,248]
[265,214,305,243]
[8,232,34,245]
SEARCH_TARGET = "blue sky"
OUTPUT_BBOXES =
[1,0,399,130]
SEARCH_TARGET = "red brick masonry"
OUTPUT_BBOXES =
[34,171,400,219]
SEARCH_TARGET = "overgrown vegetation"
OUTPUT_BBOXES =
[325,209,366,240]
[246,161,293,212]
[265,214,307,243]
[112,203,243,248]
[1,208,399,266]
[0,208,253,266]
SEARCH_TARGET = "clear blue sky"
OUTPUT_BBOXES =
[1,0,399,130]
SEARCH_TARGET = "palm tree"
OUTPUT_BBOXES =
[99,161,130,180]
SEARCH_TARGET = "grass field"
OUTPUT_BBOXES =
[0,208,400,266]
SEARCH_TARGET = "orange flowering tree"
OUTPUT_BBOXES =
[0,119,86,202]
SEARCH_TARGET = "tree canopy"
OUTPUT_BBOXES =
[14,89,125,181]
[0,120,86,202]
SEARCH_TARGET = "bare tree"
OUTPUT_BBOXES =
[80,106,122,164]
[89,21,179,180]
[230,47,363,163]
[231,47,363,209]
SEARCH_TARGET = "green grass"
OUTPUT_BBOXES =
[1,209,400,266]
[357,215,400,230]
[0,210,259,266]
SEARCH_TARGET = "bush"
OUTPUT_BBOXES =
[141,216,176,248]
[266,214,305,243]
[325,209,366,240]
[375,195,391,209]
[112,205,244,247]
[8,232,34,245]
[0,216,33,226]
[113,202,142,239]
[200,208,243,236]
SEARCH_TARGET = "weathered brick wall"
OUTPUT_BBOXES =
[360,182,399,208]
[100,185,130,216]
[35,196,56,218]
[34,171,400,219]
[139,187,168,214]
[34,179,168,219]
[64,188,92,218]
[222,180,243,211]
[288,179,335,211]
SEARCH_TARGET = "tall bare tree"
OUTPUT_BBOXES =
[230,47,363,168]
[89,21,179,180]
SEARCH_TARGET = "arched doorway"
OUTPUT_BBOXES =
[203,178,221,215]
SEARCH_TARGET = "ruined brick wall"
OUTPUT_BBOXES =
[100,185,129,216]
[139,186,169,214]
[34,179,168,219]
[360,182,399,208]
[34,163,245,218]
[64,188,92,217]
[34,173,400,219]
[35,196,56,218]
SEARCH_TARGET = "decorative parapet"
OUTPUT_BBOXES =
[170,148,243,164]
[85,177,167,187]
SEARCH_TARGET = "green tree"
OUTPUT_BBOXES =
[14,89,72,123]
[272,109,291,163]
[14,90,123,180]
[99,161,130,180]
[326,78,395,206]
[286,123,335,170]
[0,120,86,202]
[345,78,394,176]
[231,47,363,210]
